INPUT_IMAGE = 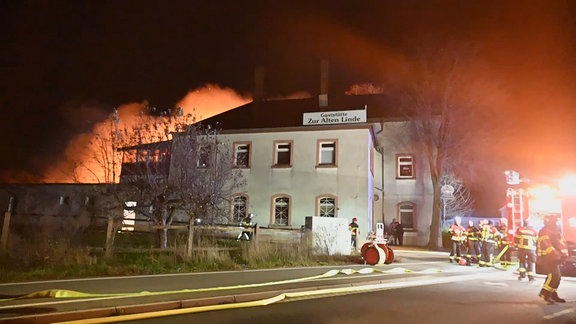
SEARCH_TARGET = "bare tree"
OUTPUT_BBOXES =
[118,108,245,251]
[397,40,503,250]
[170,123,246,257]
[67,110,129,258]
[440,173,474,227]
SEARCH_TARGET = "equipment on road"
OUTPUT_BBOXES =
[361,223,394,265]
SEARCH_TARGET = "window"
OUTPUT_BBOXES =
[273,196,290,225]
[197,145,211,168]
[318,196,336,217]
[122,201,137,231]
[234,142,251,168]
[398,202,415,230]
[138,149,149,162]
[123,149,137,163]
[317,140,337,166]
[274,141,293,167]
[232,195,248,222]
[396,154,414,179]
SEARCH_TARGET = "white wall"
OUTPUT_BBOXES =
[377,121,434,246]
[219,126,378,247]
[307,216,351,255]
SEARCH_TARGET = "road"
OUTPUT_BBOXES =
[1,249,576,323]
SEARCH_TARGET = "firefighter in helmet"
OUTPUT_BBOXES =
[515,218,538,282]
[465,219,481,264]
[537,214,569,304]
[448,216,466,263]
[496,218,512,267]
[480,219,502,267]
[237,213,255,241]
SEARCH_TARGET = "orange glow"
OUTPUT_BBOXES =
[559,175,576,197]
[42,84,251,183]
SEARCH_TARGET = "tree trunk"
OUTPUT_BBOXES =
[0,211,12,257]
[427,180,442,250]
[158,225,168,249]
[104,215,117,259]
[186,219,194,259]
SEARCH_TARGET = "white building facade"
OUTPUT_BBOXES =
[193,94,434,247]
[215,124,381,249]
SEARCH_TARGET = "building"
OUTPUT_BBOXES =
[119,92,433,247]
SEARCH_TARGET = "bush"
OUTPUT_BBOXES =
[0,235,359,283]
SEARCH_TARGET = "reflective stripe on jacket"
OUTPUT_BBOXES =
[481,224,500,243]
[515,226,537,251]
[449,224,465,241]
[465,225,480,241]
[537,226,568,259]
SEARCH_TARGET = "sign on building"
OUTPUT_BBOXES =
[303,108,367,126]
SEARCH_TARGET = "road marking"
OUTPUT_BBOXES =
[543,307,576,320]
[482,281,509,287]
[53,271,506,323]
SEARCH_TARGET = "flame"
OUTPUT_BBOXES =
[42,84,251,183]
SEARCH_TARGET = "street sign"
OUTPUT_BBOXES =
[441,184,454,199]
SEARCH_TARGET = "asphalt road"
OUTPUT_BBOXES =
[2,249,575,323]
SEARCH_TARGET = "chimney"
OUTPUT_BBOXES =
[254,66,265,101]
[319,59,329,108]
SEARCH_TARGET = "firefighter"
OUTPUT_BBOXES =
[465,219,481,264]
[480,219,502,267]
[496,218,512,267]
[349,217,360,250]
[237,213,255,241]
[515,218,537,282]
[448,216,466,263]
[537,214,569,304]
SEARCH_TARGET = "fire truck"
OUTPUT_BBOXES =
[503,171,576,274]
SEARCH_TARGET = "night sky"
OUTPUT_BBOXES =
[1,1,576,214]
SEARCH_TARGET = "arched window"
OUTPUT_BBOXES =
[273,195,290,226]
[398,202,415,230]
[317,195,337,217]
[232,195,248,223]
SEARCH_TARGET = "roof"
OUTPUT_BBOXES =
[200,93,406,132]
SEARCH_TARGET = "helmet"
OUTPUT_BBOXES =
[543,214,559,224]
[248,213,255,219]
[352,217,357,222]
[459,258,467,266]
[523,218,530,226]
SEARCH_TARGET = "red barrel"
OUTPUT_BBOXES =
[361,242,394,265]
[362,243,388,265]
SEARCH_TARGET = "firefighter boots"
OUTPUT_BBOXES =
[539,289,555,304]
[551,291,566,303]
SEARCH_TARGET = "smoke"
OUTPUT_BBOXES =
[41,84,251,183]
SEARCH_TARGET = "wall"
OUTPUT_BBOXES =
[377,121,434,246]
[216,126,379,248]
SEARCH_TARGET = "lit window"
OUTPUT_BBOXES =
[397,154,414,179]
[197,145,211,168]
[232,195,248,223]
[274,141,292,166]
[234,142,251,168]
[318,140,337,166]
[318,197,336,217]
[398,202,415,230]
[150,149,161,162]
[273,196,290,225]
[138,149,149,162]
[122,201,137,231]
[123,149,137,163]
